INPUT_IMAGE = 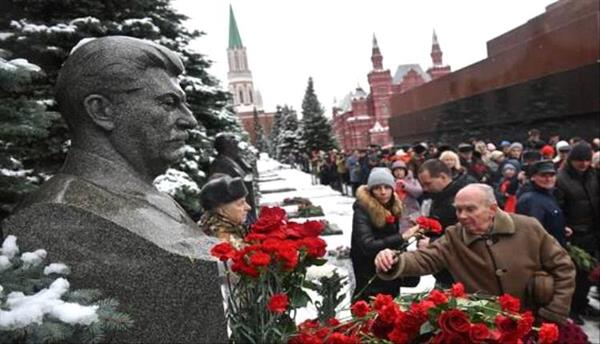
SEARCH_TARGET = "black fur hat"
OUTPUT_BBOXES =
[199,174,248,210]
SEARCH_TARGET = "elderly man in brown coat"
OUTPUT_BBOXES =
[375,183,575,324]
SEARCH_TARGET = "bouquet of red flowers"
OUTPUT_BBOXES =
[290,283,560,344]
[211,206,328,343]
[415,216,443,236]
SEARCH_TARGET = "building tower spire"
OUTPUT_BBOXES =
[371,33,383,70]
[426,29,451,79]
[431,29,443,66]
[227,4,260,112]
[228,4,243,49]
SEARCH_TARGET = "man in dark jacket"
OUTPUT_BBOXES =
[417,159,474,288]
[516,160,567,246]
[556,141,600,323]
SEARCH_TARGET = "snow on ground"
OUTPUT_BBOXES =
[256,155,599,341]
[256,155,435,323]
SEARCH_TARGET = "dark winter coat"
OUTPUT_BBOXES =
[516,182,566,246]
[350,186,418,300]
[379,210,575,324]
[423,172,473,232]
[556,164,599,236]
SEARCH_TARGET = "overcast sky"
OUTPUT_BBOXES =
[174,0,556,117]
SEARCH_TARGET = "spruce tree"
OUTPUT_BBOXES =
[300,77,337,154]
[276,106,300,161]
[0,0,246,220]
[252,107,269,153]
[268,106,285,157]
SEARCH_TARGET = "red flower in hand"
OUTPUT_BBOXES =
[538,323,559,344]
[385,214,396,224]
[267,293,289,314]
[415,216,443,235]
[498,294,521,313]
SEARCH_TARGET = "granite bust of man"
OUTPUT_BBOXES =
[2,36,227,343]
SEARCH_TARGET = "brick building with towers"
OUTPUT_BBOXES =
[227,5,274,144]
[332,32,451,151]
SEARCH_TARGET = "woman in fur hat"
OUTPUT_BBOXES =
[198,174,251,248]
[350,167,420,301]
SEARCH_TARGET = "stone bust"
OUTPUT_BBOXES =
[2,36,227,343]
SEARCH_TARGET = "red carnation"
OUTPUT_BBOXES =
[517,311,534,336]
[299,237,327,258]
[231,260,259,278]
[450,282,466,298]
[267,293,289,314]
[300,220,324,237]
[210,242,236,262]
[284,221,304,239]
[415,216,443,235]
[249,251,271,267]
[275,241,299,270]
[538,323,559,344]
[427,289,448,305]
[498,294,521,313]
[327,318,341,327]
[385,214,396,224]
[387,328,409,344]
[351,300,370,318]
[244,232,267,242]
[378,303,401,324]
[251,206,287,234]
[469,323,490,342]
[373,294,395,311]
[495,314,519,341]
[327,332,359,344]
[438,309,471,334]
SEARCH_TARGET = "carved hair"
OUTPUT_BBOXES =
[55,36,184,129]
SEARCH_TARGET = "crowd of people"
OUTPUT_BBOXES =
[299,129,599,327]
[198,128,599,335]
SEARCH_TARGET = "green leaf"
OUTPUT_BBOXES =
[419,321,436,335]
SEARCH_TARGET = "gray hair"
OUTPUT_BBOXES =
[462,183,497,205]
[55,36,184,130]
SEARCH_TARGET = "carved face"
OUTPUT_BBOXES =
[109,68,197,178]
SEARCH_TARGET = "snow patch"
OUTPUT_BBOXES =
[1,235,19,259]
[21,249,47,267]
[0,278,99,330]
[154,168,200,195]
[44,263,70,275]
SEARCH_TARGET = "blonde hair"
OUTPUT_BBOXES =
[439,150,461,170]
